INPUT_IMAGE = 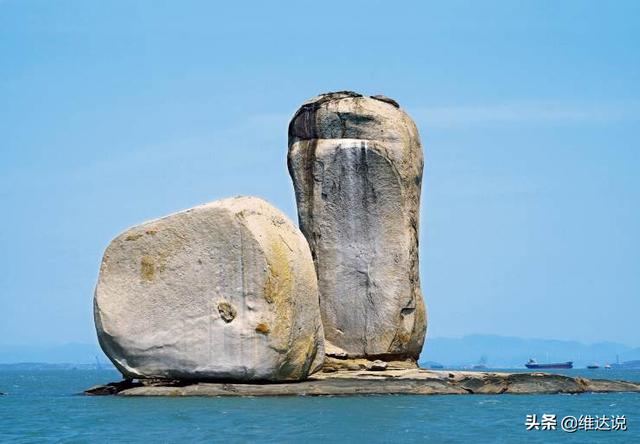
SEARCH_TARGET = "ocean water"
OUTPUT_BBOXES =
[0,369,638,443]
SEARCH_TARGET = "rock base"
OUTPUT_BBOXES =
[85,368,640,397]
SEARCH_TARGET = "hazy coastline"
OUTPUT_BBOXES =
[3,335,638,370]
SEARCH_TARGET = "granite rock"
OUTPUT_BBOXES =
[84,369,640,397]
[94,196,324,381]
[288,91,426,360]
[366,360,388,371]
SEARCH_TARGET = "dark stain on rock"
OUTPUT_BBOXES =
[217,301,237,323]
[400,307,416,317]
[288,91,363,141]
[370,95,400,108]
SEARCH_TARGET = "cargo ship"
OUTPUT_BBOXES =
[525,359,573,369]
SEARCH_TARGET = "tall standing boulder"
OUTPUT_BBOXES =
[94,196,324,381]
[288,91,426,361]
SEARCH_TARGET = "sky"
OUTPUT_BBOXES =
[1,0,639,349]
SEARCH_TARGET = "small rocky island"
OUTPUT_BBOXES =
[87,92,640,397]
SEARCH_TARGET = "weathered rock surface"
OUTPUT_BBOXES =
[94,196,324,381]
[84,369,640,397]
[288,91,426,361]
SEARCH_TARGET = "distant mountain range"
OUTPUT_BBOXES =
[1,336,639,369]
[420,335,640,368]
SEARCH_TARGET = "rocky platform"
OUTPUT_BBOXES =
[85,367,640,397]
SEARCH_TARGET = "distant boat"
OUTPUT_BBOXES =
[586,364,600,369]
[525,359,573,369]
[604,364,612,369]
[472,356,488,370]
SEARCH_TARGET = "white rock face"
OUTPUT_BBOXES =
[288,91,426,360]
[94,196,324,381]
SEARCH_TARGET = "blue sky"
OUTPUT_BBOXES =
[1,0,638,348]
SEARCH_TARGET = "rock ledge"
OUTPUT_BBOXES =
[85,369,640,397]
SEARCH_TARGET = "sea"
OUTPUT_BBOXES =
[0,368,638,443]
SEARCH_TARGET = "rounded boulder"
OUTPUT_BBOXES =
[94,196,325,381]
